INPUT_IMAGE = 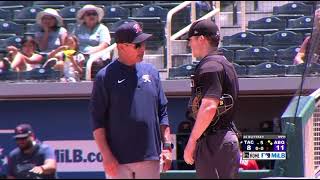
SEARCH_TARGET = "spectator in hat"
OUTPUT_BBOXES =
[35,8,68,54]
[7,124,57,179]
[89,21,172,179]
[72,4,112,71]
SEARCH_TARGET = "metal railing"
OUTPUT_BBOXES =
[85,43,117,81]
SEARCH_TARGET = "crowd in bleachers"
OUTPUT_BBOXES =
[0,1,203,82]
[0,1,319,82]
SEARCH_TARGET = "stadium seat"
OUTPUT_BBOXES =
[168,62,198,79]
[235,47,276,65]
[263,31,304,51]
[0,36,23,53]
[59,6,81,24]
[132,5,168,22]
[0,8,12,21]
[73,1,113,7]
[233,63,247,77]
[33,1,71,9]
[219,48,234,62]
[276,46,300,65]
[286,62,320,76]
[247,16,286,36]
[0,70,18,81]
[13,7,44,24]
[285,16,313,35]
[222,32,263,51]
[104,5,129,19]
[0,21,24,39]
[21,68,62,81]
[273,2,313,21]
[0,1,31,10]
[247,62,286,76]
[25,23,41,36]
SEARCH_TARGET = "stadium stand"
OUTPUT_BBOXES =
[13,6,43,24]
[263,30,304,51]
[247,16,286,36]
[276,46,300,65]
[247,62,286,76]
[273,2,313,21]
[235,47,276,65]
[58,6,81,24]
[32,1,72,9]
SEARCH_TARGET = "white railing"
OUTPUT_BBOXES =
[85,43,117,81]
[166,1,195,73]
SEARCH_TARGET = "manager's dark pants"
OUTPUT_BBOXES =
[195,130,240,179]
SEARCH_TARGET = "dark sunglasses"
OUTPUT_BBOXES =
[125,43,143,49]
[85,12,98,16]
[134,43,142,49]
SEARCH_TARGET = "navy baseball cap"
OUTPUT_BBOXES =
[13,124,33,139]
[115,21,152,44]
[188,19,220,40]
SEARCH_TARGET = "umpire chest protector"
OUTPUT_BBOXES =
[188,53,235,130]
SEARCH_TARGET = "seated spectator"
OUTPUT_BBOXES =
[35,8,68,54]
[294,8,320,65]
[6,36,43,72]
[48,35,85,82]
[7,124,57,179]
[73,5,111,70]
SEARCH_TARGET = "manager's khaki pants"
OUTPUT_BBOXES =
[105,160,160,179]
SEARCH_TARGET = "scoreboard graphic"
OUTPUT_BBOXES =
[240,134,287,160]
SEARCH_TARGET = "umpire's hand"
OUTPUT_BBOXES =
[103,153,119,177]
[184,139,196,165]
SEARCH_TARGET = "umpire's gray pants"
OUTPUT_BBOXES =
[195,130,240,179]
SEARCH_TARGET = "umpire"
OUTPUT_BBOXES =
[183,19,240,179]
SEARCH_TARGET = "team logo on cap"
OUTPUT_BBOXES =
[133,24,142,33]
[16,127,23,133]
[142,74,151,83]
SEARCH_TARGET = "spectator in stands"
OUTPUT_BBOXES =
[35,8,68,54]
[89,21,172,179]
[6,36,43,72]
[7,124,57,179]
[47,35,85,82]
[73,5,111,70]
[293,8,320,65]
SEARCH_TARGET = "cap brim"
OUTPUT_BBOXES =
[13,134,29,139]
[132,33,152,44]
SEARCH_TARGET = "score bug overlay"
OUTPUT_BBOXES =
[240,134,287,160]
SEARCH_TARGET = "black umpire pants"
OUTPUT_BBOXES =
[195,130,240,179]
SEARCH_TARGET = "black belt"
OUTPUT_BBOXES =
[199,126,233,140]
